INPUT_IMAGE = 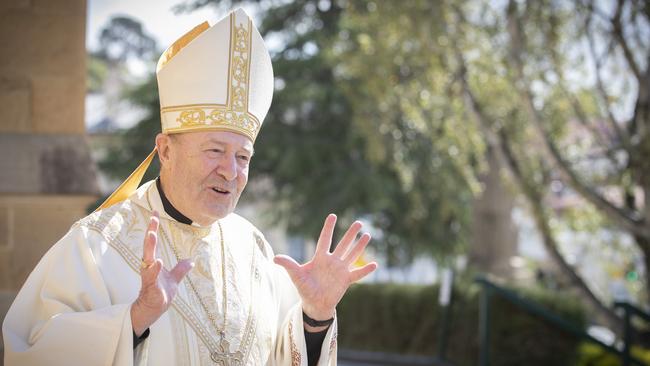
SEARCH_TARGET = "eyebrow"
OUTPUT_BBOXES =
[202,138,254,155]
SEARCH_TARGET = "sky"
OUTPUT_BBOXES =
[86,0,257,52]
[84,0,261,130]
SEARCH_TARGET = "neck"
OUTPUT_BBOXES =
[156,177,193,225]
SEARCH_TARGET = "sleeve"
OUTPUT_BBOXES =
[273,288,338,366]
[262,241,337,366]
[2,226,142,366]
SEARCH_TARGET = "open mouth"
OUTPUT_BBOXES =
[211,187,231,195]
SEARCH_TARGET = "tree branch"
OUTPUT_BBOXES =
[584,6,630,146]
[611,0,643,82]
[506,0,650,238]
[454,47,622,329]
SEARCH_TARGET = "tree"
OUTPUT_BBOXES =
[443,0,648,327]
[99,1,650,330]
[171,0,474,264]
[95,16,158,64]
[314,0,649,328]
[91,16,161,183]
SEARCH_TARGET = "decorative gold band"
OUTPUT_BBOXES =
[161,104,260,141]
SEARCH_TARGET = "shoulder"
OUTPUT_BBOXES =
[222,213,274,259]
[75,199,143,237]
[72,199,150,259]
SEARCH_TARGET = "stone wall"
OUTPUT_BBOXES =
[0,0,97,359]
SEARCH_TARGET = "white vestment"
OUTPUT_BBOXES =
[3,180,337,365]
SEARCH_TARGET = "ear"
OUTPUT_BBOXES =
[156,133,172,166]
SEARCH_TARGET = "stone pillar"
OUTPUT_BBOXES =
[0,0,98,355]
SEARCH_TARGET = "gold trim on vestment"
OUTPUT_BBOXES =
[80,198,262,364]
[288,321,301,366]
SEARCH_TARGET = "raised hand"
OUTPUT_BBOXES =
[273,214,377,329]
[131,211,194,336]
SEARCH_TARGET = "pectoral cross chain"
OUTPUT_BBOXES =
[210,333,244,366]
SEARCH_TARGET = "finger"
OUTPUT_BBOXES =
[273,255,302,282]
[349,262,378,283]
[332,221,363,258]
[141,258,163,285]
[314,214,337,256]
[142,212,160,264]
[342,233,371,265]
[170,259,194,283]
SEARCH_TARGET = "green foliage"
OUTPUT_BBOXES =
[96,16,158,63]
[87,54,108,93]
[575,343,650,366]
[168,0,475,264]
[337,282,587,366]
[98,74,161,183]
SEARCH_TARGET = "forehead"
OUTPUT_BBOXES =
[176,130,254,152]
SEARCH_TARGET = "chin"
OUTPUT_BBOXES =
[204,205,233,221]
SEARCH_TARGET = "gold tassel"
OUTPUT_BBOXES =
[94,148,157,212]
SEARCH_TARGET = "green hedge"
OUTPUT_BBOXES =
[337,282,587,366]
[575,343,650,366]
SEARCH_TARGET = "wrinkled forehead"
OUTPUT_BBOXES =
[170,130,254,153]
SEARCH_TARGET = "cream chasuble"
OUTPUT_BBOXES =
[3,180,338,365]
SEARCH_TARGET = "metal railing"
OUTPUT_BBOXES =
[615,301,650,366]
[476,276,647,366]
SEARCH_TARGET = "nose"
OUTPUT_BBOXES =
[216,154,238,181]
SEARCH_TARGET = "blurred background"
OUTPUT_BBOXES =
[1,0,649,365]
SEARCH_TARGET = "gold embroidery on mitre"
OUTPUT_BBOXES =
[157,22,210,72]
[162,15,261,141]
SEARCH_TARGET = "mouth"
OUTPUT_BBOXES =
[211,187,231,195]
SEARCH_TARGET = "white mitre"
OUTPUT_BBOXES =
[96,9,273,211]
[157,8,274,141]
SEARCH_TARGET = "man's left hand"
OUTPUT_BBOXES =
[274,214,378,331]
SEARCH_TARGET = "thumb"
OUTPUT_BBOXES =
[170,259,194,283]
[273,255,302,281]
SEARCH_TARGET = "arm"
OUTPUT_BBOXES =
[2,227,136,366]
[274,214,377,366]
[3,212,192,366]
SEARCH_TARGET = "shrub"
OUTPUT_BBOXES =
[337,281,587,366]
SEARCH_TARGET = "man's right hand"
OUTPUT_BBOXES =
[131,211,194,336]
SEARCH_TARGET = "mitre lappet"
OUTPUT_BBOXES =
[97,8,274,211]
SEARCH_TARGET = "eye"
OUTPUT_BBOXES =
[237,154,251,162]
[206,148,224,155]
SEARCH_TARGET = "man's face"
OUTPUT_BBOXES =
[160,130,253,225]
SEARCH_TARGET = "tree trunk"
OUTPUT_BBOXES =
[469,147,518,279]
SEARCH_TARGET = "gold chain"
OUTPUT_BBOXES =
[162,222,228,337]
